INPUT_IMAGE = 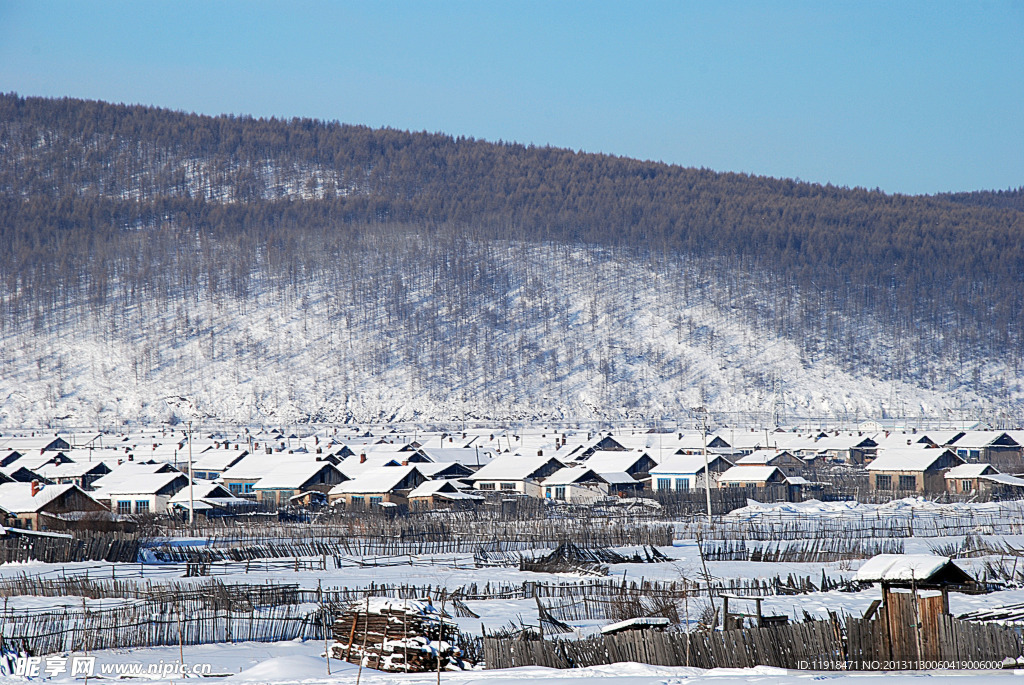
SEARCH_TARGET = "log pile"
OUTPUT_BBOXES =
[329,597,465,672]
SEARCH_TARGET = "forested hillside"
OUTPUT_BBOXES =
[0,93,1020,425]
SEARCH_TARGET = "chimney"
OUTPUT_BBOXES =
[360,454,367,463]
[537,449,543,456]
[31,480,40,496]
[128,455,133,461]
[401,460,409,466]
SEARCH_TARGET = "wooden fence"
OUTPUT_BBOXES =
[0,531,139,564]
[0,603,325,656]
[485,607,1024,671]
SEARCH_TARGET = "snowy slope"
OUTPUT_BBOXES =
[0,239,1015,428]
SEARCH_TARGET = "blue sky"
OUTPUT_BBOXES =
[0,1,1021,195]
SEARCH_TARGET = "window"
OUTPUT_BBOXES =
[116,500,132,515]
[969,450,981,460]
[554,486,566,500]
[260,491,276,503]
[545,487,552,498]
[135,500,150,514]
[675,478,689,491]
[369,496,382,505]
[228,483,242,494]
[500,482,516,490]
[898,475,917,490]
[957,449,968,457]
[657,478,671,491]
[351,496,364,505]
[961,480,973,493]
[875,475,892,489]
[478,482,496,491]
[242,483,254,494]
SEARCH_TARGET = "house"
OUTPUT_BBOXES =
[36,461,111,490]
[414,461,476,481]
[189,447,249,480]
[328,465,427,507]
[808,434,879,464]
[415,447,497,471]
[944,432,1022,467]
[98,472,191,515]
[866,448,964,494]
[542,466,640,503]
[252,462,347,507]
[649,454,733,492]
[0,482,107,531]
[407,479,484,509]
[717,465,788,489]
[167,482,254,517]
[944,463,999,495]
[578,450,657,479]
[733,450,805,476]
[466,455,565,497]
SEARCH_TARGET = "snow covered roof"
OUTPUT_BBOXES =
[90,462,181,492]
[866,448,961,472]
[854,554,973,585]
[101,472,189,497]
[717,466,782,483]
[649,454,728,476]
[0,482,89,513]
[948,431,1020,449]
[253,462,342,490]
[469,455,562,482]
[980,473,1024,488]
[944,463,997,479]
[544,466,603,486]
[36,461,109,479]
[330,465,423,495]
[581,451,649,472]
[735,449,794,465]
[416,447,496,467]
[407,479,482,501]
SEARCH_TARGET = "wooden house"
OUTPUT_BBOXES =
[866,448,964,494]
[328,465,427,507]
[466,455,565,497]
[649,454,733,492]
[252,461,347,507]
[0,482,107,531]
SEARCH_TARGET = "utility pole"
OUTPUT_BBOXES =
[694,407,712,526]
[187,421,195,528]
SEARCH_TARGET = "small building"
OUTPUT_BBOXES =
[36,461,111,491]
[734,449,805,476]
[944,463,1000,495]
[945,432,1022,467]
[329,465,427,507]
[717,465,787,489]
[542,466,637,503]
[649,454,733,492]
[252,462,347,508]
[467,455,565,497]
[407,479,484,509]
[866,448,964,494]
[100,472,191,516]
[0,482,107,531]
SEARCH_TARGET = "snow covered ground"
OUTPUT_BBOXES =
[0,240,1010,428]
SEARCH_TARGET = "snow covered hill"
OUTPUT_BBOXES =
[0,237,1013,428]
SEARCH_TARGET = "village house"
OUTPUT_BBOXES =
[98,472,191,515]
[0,481,107,531]
[577,450,657,479]
[328,465,427,507]
[733,449,805,476]
[717,465,788,489]
[649,453,733,492]
[466,455,565,497]
[35,461,111,490]
[189,444,250,480]
[407,479,484,509]
[167,482,254,517]
[252,461,347,507]
[542,466,641,503]
[944,431,1022,467]
[866,447,965,494]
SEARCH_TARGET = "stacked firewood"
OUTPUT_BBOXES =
[329,597,465,672]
